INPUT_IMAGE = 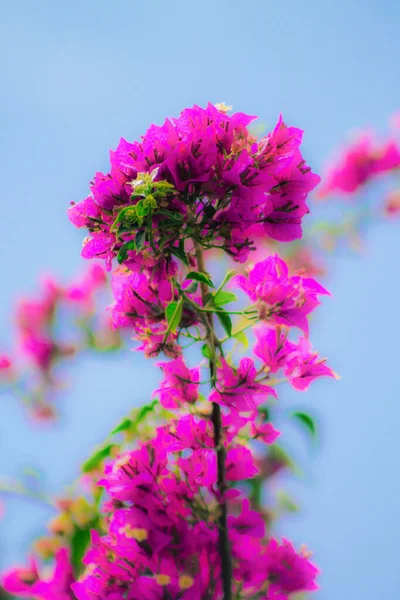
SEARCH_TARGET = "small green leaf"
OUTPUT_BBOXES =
[135,229,147,251]
[259,406,270,422]
[233,330,249,348]
[135,199,149,220]
[216,309,232,337]
[71,526,92,577]
[170,241,189,265]
[202,344,212,359]
[117,241,136,264]
[185,271,215,288]
[111,417,133,435]
[112,206,137,230]
[269,444,298,474]
[211,291,237,307]
[276,490,299,513]
[132,399,159,430]
[165,300,183,333]
[292,411,317,437]
[82,444,115,473]
[185,281,199,294]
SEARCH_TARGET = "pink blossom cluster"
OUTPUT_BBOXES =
[109,261,201,358]
[68,103,320,267]
[0,264,122,419]
[318,132,400,198]
[69,422,318,600]
[30,102,333,600]
[233,254,329,336]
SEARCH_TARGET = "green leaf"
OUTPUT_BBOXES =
[185,271,215,288]
[276,490,299,513]
[210,291,237,307]
[170,240,189,265]
[111,417,133,435]
[165,300,183,333]
[216,309,232,337]
[71,526,92,577]
[202,344,212,359]
[135,199,149,220]
[82,443,115,473]
[292,411,317,437]
[269,444,298,474]
[112,206,137,230]
[132,399,159,430]
[185,281,199,294]
[135,229,147,251]
[233,330,249,348]
[117,241,136,264]
[259,406,270,422]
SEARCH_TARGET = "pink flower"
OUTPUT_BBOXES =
[228,498,265,538]
[318,133,400,198]
[64,263,107,311]
[0,354,13,380]
[384,190,400,216]
[69,104,319,269]
[264,538,319,595]
[284,337,337,391]
[226,445,259,481]
[209,357,277,412]
[233,254,329,335]
[2,548,74,600]
[153,357,199,409]
[253,324,296,373]
[251,421,280,445]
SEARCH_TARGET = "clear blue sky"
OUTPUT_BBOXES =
[0,1,399,598]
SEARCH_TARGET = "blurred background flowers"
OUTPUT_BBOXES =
[0,1,399,598]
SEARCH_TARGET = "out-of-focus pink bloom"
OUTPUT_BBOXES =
[64,263,107,311]
[251,421,280,445]
[2,548,74,600]
[263,538,319,596]
[0,354,13,381]
[318,134,400,198]
[284,337,337,391]
[384,190,400,216]
[154,357,199,409]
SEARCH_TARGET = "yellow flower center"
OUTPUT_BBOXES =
[155,574,171,586]
[179,575,194,590]
[118,525,148,541]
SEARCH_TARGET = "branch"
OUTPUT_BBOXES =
[193,240,233,600]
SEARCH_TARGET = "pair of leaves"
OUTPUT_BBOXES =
[111,399,159,436]
[82,400,160,474]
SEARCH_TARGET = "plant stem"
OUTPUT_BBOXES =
[193,240,233,600]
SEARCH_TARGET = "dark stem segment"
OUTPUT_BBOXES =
[193,241,233,600]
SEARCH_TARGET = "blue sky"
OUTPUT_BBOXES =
[0,1,399,598]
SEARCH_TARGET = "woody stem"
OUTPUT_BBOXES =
[193,240,233,600]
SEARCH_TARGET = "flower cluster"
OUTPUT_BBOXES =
[62,103,336,600]
[0,264,123,419]
[71,424,318,600]
[69,103,320,269]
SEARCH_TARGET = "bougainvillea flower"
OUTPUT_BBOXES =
[284,337,337,391]
[153,357,199,409]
